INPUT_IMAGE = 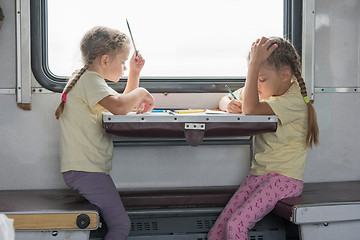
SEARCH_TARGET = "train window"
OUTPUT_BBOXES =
[31,0,301,93]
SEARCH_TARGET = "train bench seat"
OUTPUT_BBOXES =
[0,187,239,240]
[0,186,284,240]
[0,189,100,240]
[273,180,360,240]
[1,181,359,240]
[120,181,360,239]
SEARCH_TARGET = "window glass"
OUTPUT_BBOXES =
[47,0,283,78]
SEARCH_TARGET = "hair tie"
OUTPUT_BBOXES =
[61,93,67,103]
[303,96,310,104]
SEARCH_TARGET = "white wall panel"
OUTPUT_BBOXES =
[314,0,359,88]
[0,0,16,89]
[302,0,360,182]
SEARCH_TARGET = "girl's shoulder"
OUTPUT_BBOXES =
[267,82,306,113]
[287,82,306,105]
[77,71,107,87]
[288,81,302,94]
[80,71,103,81]
[273,82,303,103]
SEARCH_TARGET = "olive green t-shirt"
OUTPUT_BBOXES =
[231,82,308,180]
[59,71,119,174]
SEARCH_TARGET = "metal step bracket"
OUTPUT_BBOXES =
[184,123,205,130]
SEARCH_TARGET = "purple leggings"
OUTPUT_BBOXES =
[63,171,131,240]
[208,173,303,240]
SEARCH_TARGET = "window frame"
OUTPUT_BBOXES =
[31,0,302,93]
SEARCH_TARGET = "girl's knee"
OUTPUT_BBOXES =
[113,213,131,233]
[123,214,131,234]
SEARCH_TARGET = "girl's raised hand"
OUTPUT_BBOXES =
[130,51,145,72]
[227,99,242,113]
[249,37,278,65]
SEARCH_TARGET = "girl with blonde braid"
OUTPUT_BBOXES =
[208,37,319,240]
[55,26,154,240]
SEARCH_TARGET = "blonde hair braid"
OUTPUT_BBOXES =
[54,62,91,119]
[291,61,319,147]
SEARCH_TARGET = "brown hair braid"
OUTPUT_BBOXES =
[55,26,130,119]
[266,37,319,148]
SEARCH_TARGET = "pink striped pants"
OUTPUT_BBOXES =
[208,173,303,240]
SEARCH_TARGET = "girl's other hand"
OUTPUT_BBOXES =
[227,99,242,113]
[135,88,155,114]
[249,37,277,65]
[130,51,145,72]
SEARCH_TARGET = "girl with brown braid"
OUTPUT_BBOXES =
[55,26,154,240]
[209,37,318,240]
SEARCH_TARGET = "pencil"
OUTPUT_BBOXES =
[151,110,175,114]
[175,110,205,114]
[126,19,138,56]
[225,85,237,100]
[151,110,165,113]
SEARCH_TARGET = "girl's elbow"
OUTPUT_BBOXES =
[241,106,250,115]
[242,104,274,115]
[112,109,129,115]
[109,98,131,115]
[242,107,257,115]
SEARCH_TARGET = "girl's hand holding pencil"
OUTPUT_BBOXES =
[225,85,237,100]
[126,19,144,68]
[224,85,242,113]
[130,51,145,72]
[227,99,242,113]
